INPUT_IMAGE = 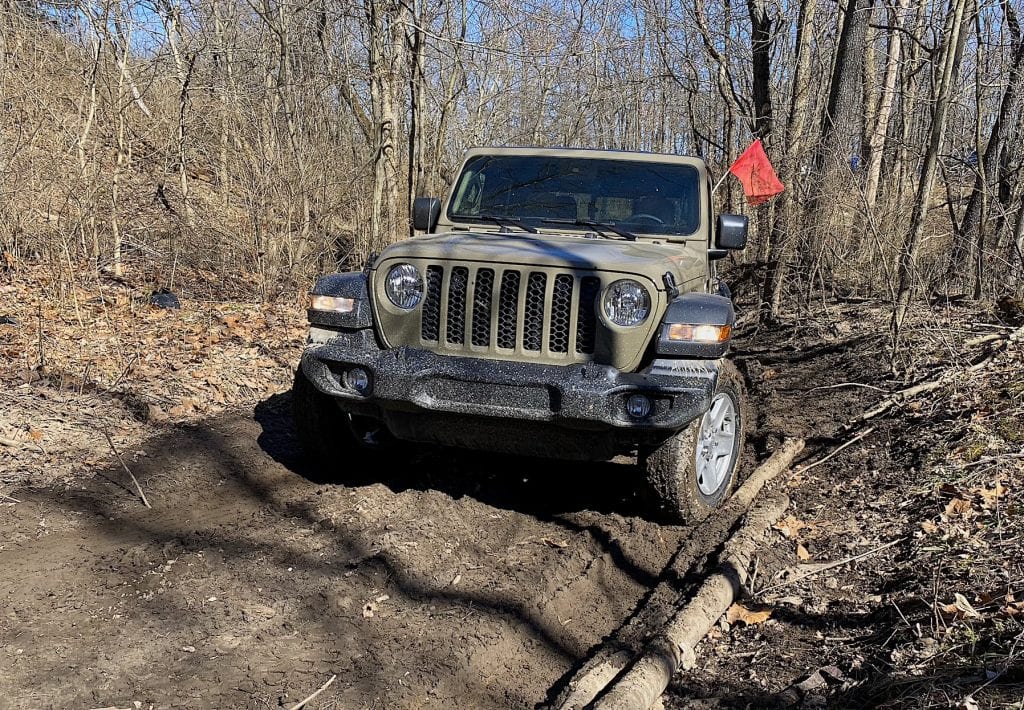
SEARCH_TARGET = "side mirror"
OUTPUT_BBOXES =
[413,197,441,233]
[716,214,748,250]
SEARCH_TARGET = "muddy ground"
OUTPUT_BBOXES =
[1,301,1021,709]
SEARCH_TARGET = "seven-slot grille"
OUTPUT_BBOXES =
[419,264,600,357]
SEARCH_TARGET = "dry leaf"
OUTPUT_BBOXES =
[972,481,1008,508]
[28,429,43,442]
[168,399,196,417]
[796,543,811,561]
[774,515,809,539]
[920,520,939,534]
[943,592,981,619]
[1001,600,1024,618]
[542,537,568,549]
[944,497,974,518]
[725,603,773,626]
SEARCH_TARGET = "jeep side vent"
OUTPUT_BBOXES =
[497,270,520,349]
[471,269,494,347]
[421,265,443,342]
[523,272,547,352]
[446,266,469,344]
[549,274,574,353]
[575,276,600,354]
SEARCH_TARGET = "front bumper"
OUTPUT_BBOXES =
[300,327,719,435]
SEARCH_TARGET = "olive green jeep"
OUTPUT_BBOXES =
[293,147,750,522]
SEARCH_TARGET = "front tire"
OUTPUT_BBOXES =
[292,366,357,469]
[639,362,747,523]
[291,366,408,480]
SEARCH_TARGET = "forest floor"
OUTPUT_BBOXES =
[0,266,1022,709]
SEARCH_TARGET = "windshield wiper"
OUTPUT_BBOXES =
[538,218,637,241]
[468,214,538,234]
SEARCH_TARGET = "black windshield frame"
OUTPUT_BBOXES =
[446,155,702,237]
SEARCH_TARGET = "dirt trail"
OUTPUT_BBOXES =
[1,394,698,709]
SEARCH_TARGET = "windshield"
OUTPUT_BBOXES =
[447,154,701,237]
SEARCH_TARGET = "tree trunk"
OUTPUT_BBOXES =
[759,0,819,322]
[366,0,410,254]
[1014,195,1024,284]
[948,21,1024,290]
[891,0,973,353]
[747,0,773,140]
[817,0,874,181]
[864,0,910,211]
[407,0,425,236]
[799,0,874,303]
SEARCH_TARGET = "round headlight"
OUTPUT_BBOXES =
[603,279,651,327]
[384,263,423,310]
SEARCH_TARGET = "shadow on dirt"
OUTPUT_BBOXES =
[253,391,653,523]
[2,395,688,708]
[254,390,673,597]
[7,415,575,706]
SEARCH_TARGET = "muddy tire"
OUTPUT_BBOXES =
[639,361,748,524]
[291,367,358,468]
[291,368,407,479]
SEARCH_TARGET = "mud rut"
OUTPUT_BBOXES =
[0,336,869,709]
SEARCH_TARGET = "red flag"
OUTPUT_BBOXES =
[728,139,784,206]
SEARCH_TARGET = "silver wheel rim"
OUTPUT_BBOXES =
[695,392,738,497]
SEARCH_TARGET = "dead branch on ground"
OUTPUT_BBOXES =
[551,440,804,710]
[288,674,337,710]
[754,538,904,596]
[591,494,791,710]
[102,430,151,508]
[0,435,45,453]
[851,324,1023,427]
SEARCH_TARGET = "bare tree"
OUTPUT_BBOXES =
[891,0,973,350]
[948,2,1024,294]
[864,0,910,210]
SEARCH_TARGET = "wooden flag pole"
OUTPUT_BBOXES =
[712,171,731,195]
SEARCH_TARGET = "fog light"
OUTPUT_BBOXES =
[345,367,371,394]
[626,394,652,418]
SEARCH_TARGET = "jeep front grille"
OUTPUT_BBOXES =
[418,264,600,359]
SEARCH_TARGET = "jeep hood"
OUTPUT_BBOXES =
[377,230,705,289]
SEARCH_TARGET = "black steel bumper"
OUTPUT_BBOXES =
[300,327,719,436]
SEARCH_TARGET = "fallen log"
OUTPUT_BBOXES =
[592,493,790,710]
[550,439,804,710]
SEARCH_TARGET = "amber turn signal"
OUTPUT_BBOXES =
[666,323,732,343]
[310,295,355,313]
